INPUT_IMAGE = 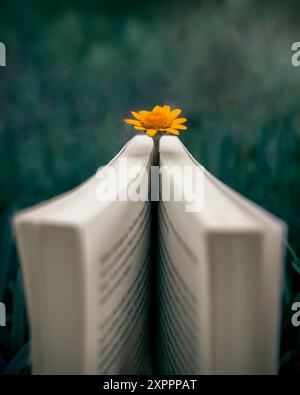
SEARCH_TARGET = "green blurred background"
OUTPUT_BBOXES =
[0,0,300,374]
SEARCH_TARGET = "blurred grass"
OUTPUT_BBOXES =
[0,0,299,374]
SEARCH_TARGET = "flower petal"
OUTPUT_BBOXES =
[172,117,187,124]
[139,111,149,117]
[131,111,145,121]
[162,105,171,112]
[165,128,180,135]
[134,126,146,130]
[170,108,182,120]
[124,119,142,126]
[153,105,162,112]
[146,129,158,136]
[170,123,187,130]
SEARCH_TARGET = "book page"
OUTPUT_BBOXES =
[83,139,154,374]
[90,201,152,374]
[157,138,205,374]
[157,136,285,374]
[14,136,154,374]
[157,199,202,374]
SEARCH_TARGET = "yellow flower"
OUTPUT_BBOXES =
[123,105,187,137]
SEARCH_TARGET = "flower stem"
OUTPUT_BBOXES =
[153,134,160,166]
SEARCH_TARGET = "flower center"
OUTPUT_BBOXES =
[141,111,171,129]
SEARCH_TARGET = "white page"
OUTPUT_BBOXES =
[14,136,154,374]
[157,136,285,374]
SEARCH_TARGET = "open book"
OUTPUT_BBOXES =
[13,135,286,374]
